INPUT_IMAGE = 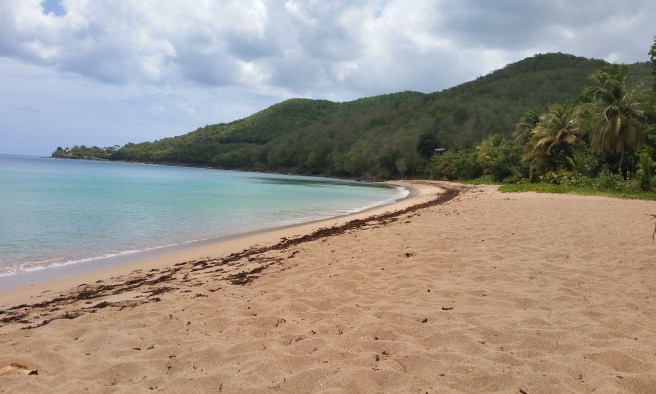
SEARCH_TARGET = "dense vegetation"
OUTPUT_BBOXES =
[429,38,656,196]
[53,45,656,197]
[56,52,646,180]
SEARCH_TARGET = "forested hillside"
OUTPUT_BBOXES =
[53,53,651,180]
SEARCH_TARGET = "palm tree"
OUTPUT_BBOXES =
[579,64,652,177]
[649,35,656,94]
[532,104,584,154]
[513,110,540,150]
[525,104,584,174]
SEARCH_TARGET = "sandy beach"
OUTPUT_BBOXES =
[1,181,655,393]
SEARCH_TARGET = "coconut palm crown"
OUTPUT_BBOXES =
[579,64,653,177]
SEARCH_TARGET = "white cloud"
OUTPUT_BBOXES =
[0,0,654,155]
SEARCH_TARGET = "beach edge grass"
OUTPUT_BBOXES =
[498,183,656,201]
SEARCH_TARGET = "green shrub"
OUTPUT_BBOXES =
[541,169,575,185]
[638,152,654,191]
[428,150,482,180]
[593,171,630,192]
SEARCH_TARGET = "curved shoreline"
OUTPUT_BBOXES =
[3,182,656,391]
[0,180,449,308]
[0,182,408,291]
[1,156,408,288]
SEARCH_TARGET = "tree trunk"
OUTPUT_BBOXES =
[619,147,626,180]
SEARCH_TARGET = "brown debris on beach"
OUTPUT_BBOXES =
[1,181,655,392]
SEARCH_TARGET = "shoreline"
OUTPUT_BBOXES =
[0,182,409,292]
[0,180,437,308]
[1,155,408,293]
[2,181,656,392]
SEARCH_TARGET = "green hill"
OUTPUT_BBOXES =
[54,53,651,179]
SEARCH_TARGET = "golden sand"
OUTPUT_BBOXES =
[1,182,655,392]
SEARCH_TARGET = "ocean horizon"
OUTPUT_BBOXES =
[0,155,407,287]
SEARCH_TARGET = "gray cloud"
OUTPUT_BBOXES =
[1,0,653,90]
[11,105,40,113]
[438,0,654,62]
[225,32,281,61]
[0,0,654,155]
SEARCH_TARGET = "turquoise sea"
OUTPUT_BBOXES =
[0,155,406,284]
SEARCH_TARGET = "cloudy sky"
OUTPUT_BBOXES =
[1,0,654,156]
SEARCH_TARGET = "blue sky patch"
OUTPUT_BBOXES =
[42,0,65,16]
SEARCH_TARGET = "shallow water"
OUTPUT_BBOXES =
[0,155,406,279]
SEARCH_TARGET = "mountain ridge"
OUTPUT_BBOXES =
[53,52,652,179]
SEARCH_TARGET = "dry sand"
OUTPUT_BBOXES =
[1,181,655,393]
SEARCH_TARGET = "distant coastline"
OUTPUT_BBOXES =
[50,54,650,183]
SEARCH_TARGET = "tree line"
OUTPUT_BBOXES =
[52,50,654,190]
[428,38,656,194]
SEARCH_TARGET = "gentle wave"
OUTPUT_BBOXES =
[1,155,408,281]
[0,239,201,278]
[248,186,409,226]
[338,186,410,214]
[0,184,409,278]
